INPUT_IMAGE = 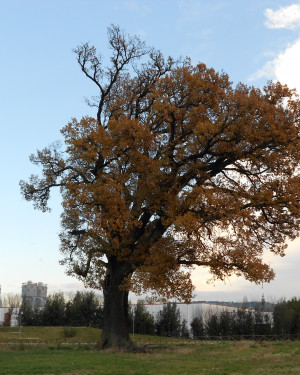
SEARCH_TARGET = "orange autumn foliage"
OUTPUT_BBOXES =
[20,26,300,304]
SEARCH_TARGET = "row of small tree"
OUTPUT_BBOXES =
[190,298,300,338]
[20,296,189,338]
[129,301,272,338]
[20,292,103,328]
[129,301,190,338]
[190,308,272,338]
[7,293,300,337]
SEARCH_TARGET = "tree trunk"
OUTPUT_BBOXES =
[100,257,132,349]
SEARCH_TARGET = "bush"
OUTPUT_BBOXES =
[63,327,77,338]
[3,308,13,327]
[180,319,190,338]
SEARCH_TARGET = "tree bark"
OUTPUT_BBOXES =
[100,257,133,349]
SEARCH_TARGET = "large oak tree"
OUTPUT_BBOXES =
[20,26,300,348]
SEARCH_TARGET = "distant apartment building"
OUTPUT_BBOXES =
[21,281,47,308]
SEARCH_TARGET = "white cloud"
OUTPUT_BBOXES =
[250,38,300,94]
[265,4,300,29]
[123,1,152,15]
[251,4,300,94]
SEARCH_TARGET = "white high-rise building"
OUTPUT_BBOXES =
[22,281,47,307]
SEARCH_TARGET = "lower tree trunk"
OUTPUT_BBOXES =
[100,258,132,349]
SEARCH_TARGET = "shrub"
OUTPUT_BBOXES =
[63,327,77,338]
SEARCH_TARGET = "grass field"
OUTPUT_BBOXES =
[0,326,193,346]
[1,328,300,374]
[0,326,101,343]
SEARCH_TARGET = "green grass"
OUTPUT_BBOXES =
[0,340,300,374]
[1,328,300,374]
[0,326,198,346]
[0,326,101,343]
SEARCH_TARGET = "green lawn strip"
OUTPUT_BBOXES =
[0,342,300,375]
[0,326,102,344]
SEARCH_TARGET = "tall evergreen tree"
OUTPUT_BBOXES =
[41,293,66,326]
[190,315,205,339]
[155,302,181,337]
[131,300,155,335]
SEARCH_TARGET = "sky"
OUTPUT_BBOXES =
[0,0,299,302]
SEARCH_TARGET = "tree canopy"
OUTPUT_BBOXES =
[20,26,300,348]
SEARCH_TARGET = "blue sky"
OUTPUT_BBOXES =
[1,0,300,301]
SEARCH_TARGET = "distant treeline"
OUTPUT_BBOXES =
[193,298,300,338]
[4,293,300,338]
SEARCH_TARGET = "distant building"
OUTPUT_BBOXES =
[0,285,2,307]
[21,281,47,307]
